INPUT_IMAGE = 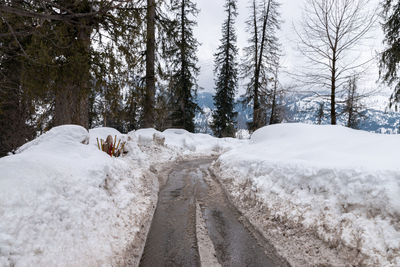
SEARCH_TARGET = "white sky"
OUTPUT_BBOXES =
[194,0,387,97]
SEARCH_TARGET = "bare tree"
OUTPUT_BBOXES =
[296,0,376,125]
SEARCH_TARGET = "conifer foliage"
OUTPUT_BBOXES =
[166,0,200,132]
[344,76,364,129]
[0,2,37,156]
[211,0,239,138]
[381,0,400,109]
[0,0,145,127]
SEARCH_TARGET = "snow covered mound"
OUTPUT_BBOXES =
[250,123,400,170]
[16,124,90,153]
[0,125,158,266]
[214,123,400,266]
[133,128,241,155]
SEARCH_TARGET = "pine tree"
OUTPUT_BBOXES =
[381,0,400,109]
[344,76,364,129]
[316,102,324,125]
[1,0,145,131]
[25,0,94,129]
[166,0,200,132]
[242,0,281,132]
[211,0,239,138]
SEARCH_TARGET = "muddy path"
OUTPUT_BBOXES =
[139,158,289,267]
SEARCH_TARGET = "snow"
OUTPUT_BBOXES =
[212,123,400,266]
[235,129,251,139]
[0,125,157,266]
[249,123,400,170]
[2,122,400,266]
[133,128,241,155]
[0,125,238,266]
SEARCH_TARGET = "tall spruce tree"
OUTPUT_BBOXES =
[166,0,200,132]
[1,0,145,130]
[211,0,239,138]
[21,0,96,129]
[242,0,280,132]
[381,0,400,109]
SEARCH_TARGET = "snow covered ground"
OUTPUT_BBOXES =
[0,125,238,266]
[2,123,400,266]
[212,123,400,266]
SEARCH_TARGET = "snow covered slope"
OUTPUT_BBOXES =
[212,123,400,266]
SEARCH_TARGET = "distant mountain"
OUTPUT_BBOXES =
[194,92,252,134]
[195,92,400,135]
[194,92,214,134]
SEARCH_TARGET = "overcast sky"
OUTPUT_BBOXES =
[194,0,386,96]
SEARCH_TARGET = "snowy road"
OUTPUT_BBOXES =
[139,158,288,267]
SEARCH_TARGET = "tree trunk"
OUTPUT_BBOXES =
[331,58,337,125]
[54,86,73,126]
[252,0,259,132]
[54,83,89,129]
[269,82,277,125]
[144,0,156,128]
[253,0,271,131]
[180,0,187,130]
[54,23,90,129]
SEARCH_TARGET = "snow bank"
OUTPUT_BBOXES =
[213,123,400,266]
[133,128,240,155]
[0,125,158,266]
[0,125,239,266]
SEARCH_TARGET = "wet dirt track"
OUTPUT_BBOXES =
[139,158,289,267]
